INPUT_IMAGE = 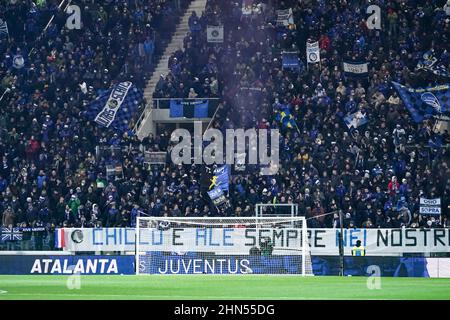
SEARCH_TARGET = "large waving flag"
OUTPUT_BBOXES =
[392,82,450,122]
[84,81,143,132]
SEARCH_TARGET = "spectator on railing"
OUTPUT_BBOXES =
[188,87,198,98]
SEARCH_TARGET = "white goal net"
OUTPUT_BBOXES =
[136,216,313,276]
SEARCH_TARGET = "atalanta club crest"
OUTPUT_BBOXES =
[308,52,318,62]
[421,92,442,114]
[71,230,84,244]
[107,99,119,109]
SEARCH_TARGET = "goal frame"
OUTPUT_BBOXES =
[255,203,299,218]
[135,215,308,276]
[255,204,305,276]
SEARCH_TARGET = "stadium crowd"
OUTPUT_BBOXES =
[0,0,189,236]
[153,0,450,229]
[0,0,449,248]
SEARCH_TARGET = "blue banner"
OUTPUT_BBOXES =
[169,99,183,117]
[0,255,134,275]
[0,254,443,277]
[139,253,303,275]
[207,187,227,206]
[210,165,230,192]
[138,252,432,277]
[84,81,143,132]
[282,52,302,71]
[170,99,210,118]
[392,81,450,122]
[313,256,430,277]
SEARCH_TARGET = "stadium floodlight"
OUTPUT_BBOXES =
[135,216,313,276]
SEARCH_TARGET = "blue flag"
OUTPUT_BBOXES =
[169,100,183,117]
[170,99,210,118]
[207,187,227,206]
[209,165,230,192]
[282,52,303,72]
[84,81,143,133]
[194,101,209,118]
[392,82,450,123]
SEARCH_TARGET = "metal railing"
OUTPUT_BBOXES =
[151,97,220,109]
[133,97,221,134]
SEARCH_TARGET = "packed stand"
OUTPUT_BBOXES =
[0,0,449,252]
[0,0,190,248]
[158,0,450,229]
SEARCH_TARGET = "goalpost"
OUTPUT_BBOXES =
[135,215,313,276]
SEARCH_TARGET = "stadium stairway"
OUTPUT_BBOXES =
[134,0,208,140]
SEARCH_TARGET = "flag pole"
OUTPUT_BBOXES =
[29,0,72,58]
[0,88,10,103]
[294,121,301,135]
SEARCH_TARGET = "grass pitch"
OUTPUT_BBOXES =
[0,275,449,300]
